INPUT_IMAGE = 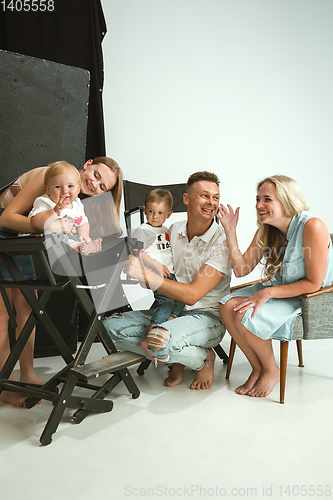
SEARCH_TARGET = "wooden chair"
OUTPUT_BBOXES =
[225,234,333,403]
[123,179,229,375]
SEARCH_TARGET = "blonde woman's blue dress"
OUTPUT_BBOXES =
[220,212,333,341]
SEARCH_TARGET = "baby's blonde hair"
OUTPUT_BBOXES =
[44,161,80,186]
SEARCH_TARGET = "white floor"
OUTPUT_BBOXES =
[1,336,333,500]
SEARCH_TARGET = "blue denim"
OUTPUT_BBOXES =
[0,207,36,281]
[103,309,225,370]
[63,232,80,248]
[151,273,184,325]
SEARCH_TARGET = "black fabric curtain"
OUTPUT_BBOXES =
[0,0,107,160]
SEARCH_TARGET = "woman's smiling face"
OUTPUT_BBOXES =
[80,161,117,196]
[256,182,286,226]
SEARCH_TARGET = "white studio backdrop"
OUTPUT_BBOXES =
[101,0,333,301]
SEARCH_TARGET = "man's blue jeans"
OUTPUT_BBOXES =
[103,309,225,371]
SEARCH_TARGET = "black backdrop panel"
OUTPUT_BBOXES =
[0,49,90,185]
[0,0,106,160]
[0,49,90,357]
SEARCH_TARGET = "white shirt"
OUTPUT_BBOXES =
[132,223,174,272]
[29,195,88,227]
[169,220,231,317]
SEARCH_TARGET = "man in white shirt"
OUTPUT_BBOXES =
[104,171,231,390]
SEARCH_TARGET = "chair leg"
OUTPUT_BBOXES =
[136,358,152,376]
[296,339,304,367]
[280,341,289,404]
[214,344,229,364]
[225,338,236,379]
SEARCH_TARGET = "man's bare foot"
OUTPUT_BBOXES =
[190,348,215,390]
[247,368,280,397]
[164,363,185,387]
[141,339,154,362]
[235,370,261,395]
[80,238,102,255]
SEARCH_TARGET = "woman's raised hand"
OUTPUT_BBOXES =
[217,204,240,232]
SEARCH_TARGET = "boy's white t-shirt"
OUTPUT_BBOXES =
[132,222,174,273]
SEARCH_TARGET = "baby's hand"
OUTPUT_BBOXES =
[54,194,71,215]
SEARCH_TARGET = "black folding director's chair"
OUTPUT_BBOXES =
[0,232,145,445]
[123,180,229,375]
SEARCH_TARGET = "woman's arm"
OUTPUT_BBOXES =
[234,217,330,317]
[217,204,260,277]
[30,211,76,235]
[0,168,48,233]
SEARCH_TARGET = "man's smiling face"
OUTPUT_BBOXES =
[184,180,220,222]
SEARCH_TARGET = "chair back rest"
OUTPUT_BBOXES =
[123,180,186,213]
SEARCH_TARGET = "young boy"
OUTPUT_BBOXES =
[132,189,184,361]
[29,161,102,255]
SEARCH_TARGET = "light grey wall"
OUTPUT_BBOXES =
[101,0,333,285]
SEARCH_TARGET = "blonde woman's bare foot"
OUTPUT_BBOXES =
[235,370,261,395]
[80,238,102,256]
[190,348,215,390]
[164,363,185,387]
[141,339,154,362]
[247,369,280,398]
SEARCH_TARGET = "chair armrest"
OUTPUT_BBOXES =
[300,283,333,298]
[230,278,269,292]
[231,279,333,298]
[125,206,143,217]
[124,206,144,234]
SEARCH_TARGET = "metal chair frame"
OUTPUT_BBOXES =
[0,233,145,445]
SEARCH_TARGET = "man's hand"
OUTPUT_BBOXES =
[124,255,164,290]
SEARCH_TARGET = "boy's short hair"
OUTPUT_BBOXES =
[144,189,173,211]
[44,161,81,186]
[186,171,220,192]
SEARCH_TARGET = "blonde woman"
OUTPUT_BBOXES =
[218,175,333,398]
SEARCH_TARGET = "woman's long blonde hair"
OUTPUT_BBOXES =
[257,175,309,278]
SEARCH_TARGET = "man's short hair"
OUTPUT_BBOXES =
[144,189,173,211]
[186,171,220,192]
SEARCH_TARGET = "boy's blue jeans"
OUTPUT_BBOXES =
[151,273,184,325]
[103,309,225,371]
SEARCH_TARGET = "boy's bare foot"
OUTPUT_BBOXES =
[164,363,185,387]
[141,339,155,362]
[190,348,215,390]
[247,368,280,397]
[80,238,102,255]
[235,370,261,395]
